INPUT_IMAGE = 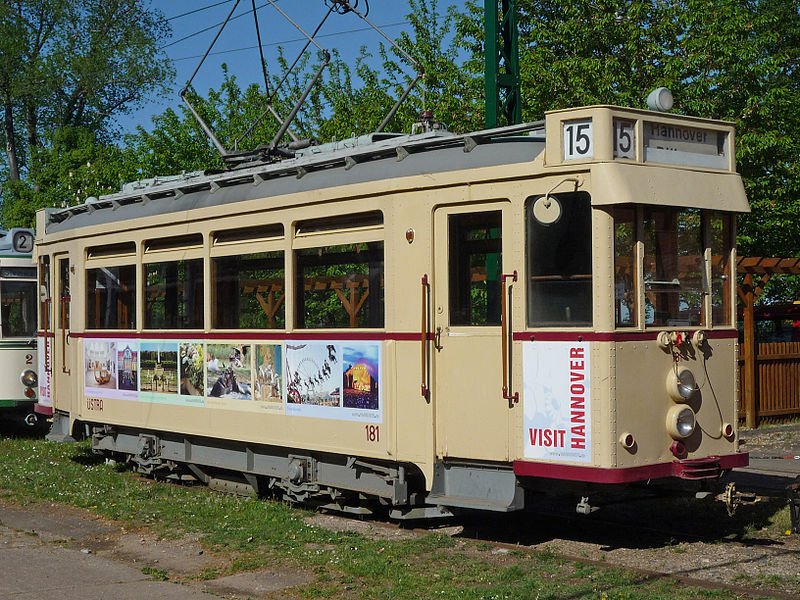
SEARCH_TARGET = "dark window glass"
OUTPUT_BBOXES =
[614,206,636,327]
[86,266,136,329]
[39,256,50,330]
[213,252,285,329]
[526,192,592,327]
[145,259,203,329]
[710,213,733,326]
[643,207,704,327]
[59,258,70,328]
[296,242,384,328]
[0,267,37,278]
[448,212,502,326]
[1,280,37,337]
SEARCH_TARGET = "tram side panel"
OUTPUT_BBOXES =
[40,196,443,499]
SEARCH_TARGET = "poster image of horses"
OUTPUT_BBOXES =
[206,343,252,399]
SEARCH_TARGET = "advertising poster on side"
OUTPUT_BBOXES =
[523,341,591,462]
[37,337,52,407]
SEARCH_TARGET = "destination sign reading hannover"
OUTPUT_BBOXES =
[645,122,722,156]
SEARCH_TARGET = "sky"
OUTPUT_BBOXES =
[123,0,464,134]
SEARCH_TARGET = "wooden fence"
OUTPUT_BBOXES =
[738,341,800,423]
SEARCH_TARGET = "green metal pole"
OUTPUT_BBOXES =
[485,0,499,128]
[485,0,521,128]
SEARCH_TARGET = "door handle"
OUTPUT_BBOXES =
[501,271,518,404]
[420,274,429,398]
[61,295,71,375]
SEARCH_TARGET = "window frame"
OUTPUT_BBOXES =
[292,213,385,331]
[210,236,287,330]
[609,206,737,330]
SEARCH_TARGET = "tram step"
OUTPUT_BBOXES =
[426,493,519,512]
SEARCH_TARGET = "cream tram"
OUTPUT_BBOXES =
[0,228,40,428]
[35,105,749,516]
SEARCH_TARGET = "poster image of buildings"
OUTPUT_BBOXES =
[255,343,282,403]
[84,340,117,390]
[140,342,178,394]
[285,343,340,406]
[342,344,380,410]
[206,343,252,399]
[116,343,138,391]
[179,342,205,397]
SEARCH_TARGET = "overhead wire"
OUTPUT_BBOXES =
[160,1,271,50]
[167,21,407,63]
[165,0,237,22]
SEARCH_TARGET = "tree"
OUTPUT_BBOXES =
[456,0,800,266]
[124,0,474,178]
[0,0,173,222]
[1,126,138,227]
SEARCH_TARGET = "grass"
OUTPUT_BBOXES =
[0,434,789,599]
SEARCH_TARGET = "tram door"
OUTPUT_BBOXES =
[432,204,511,462]
[51,254,73,412]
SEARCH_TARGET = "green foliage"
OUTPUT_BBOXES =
[1,126,137,227]
[0,0,173,226]
[455,0,800,263]
[3,0,800,292]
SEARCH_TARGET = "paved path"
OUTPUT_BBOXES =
[0,502,307,599]
[731,424,800,492]
[0,504,210,600]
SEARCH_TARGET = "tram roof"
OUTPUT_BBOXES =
[43,122,546,234]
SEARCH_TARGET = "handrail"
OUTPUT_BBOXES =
[421,274,429,398]
[61,295,70,375]
[501,271,518,404]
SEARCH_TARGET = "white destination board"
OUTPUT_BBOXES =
[644,121,728,168]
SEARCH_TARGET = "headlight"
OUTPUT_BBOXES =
[20,369,37,388]
[666,404,696,439]
[666,366,696,402]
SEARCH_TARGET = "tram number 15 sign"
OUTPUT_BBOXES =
[563,118,637,161]
[563,119,593,160]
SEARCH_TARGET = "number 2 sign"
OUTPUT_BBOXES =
[563,119,593,160]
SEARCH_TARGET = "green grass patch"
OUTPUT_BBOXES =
[0,435,774,599]
[141,566,169,581]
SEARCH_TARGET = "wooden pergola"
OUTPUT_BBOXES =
[737,256,800,428]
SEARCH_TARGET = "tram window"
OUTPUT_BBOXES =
[87,242,135,259]
[145,234,203,253]
[212,251,285,329]
[1,280,37,337]
[448,212,501,326]
[643,207,704,327]
[613,206,637,327]
[86,266,136,329]
[296,242,384,328]
[710,212,733,326]
[39,256,50,330]
[296,211,383,235]
[59,258,70,328]
[526,193,592,327]
[213,224,284,245]
[145,259,204,329]
[0,267,37,278]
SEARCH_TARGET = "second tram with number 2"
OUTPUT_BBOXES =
[0,228,40,429]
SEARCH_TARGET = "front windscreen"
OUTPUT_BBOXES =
[1,280,37,337]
